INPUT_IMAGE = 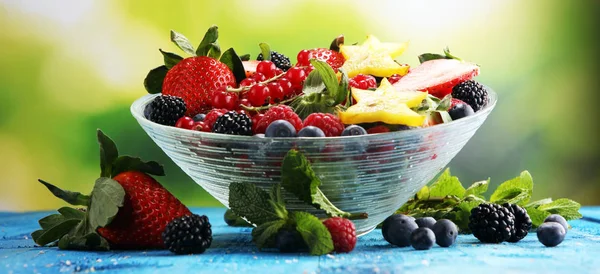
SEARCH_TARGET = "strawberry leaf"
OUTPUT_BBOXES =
[88,177,125,229]
[196,25,219,57]
[259,43,271,61]
[57,217,109,251]
[159,49,183,69]
[37,179,90,206]
[170,30,196,56]
[34,219,80,246]
[111,156,165,177]
[58,207,85,220]
[39,214,67,230]
[220,48,247,84]
[97,129,118,178]
[239,54,251,61]
[144,65,168,94]
[418,47,462,64]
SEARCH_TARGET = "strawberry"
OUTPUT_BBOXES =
[32,130,191,250]
[163,56,236,116]
[393,59,479,99]
[298,48,345,71]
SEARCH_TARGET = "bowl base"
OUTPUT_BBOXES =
[356,225,376,237]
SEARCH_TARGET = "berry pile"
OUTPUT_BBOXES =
[143,27,490,137]
[382,214,458,250]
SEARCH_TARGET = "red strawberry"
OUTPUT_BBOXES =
[298,48,345,71]
[163,56,236,116]
[97,171,191,249]
[393,59,479,98]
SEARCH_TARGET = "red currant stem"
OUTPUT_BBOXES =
[239,96,299,112]
[226,73,286,93]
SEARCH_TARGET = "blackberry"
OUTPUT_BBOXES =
[257,51,292,71]
[503,203,532,242]
[162,214,212,254]
[144,95,186,126]
[468,203,515,243]
[451,80,489,112]
[211,111,253,136]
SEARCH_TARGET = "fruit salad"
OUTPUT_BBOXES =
[143,26,490,138]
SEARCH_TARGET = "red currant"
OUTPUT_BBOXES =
[240,78,256,87]
[256,61,278,79]
[211,90,239,110]
[285,67,307,91]
[192,121,210,132]
[251,113,265,133]
[388,74,403,84]
[275,68,283,76]
[277,77,293,98]
[175,116,195,130]
[349,74,377,90]
[297,49,312,66]
[247,83,270,107]
[239,98,252,109]
[267,82,284,104]
[253,73,267,82]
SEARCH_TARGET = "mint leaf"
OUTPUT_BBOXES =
[252,219,287,249]
[259,43,271,61]
[144,65,168,94]
[229,182,282,225]
[490,171,533,204]
[97,129,118,178]
[429,169,466,198]
[111,156,165,177]
[268,183,288,220]
[224,209,252,227]
[526,206,551,227]
[58,207,85,220]
[281,150,351,218]
[537,198,582,220]
[491,187,530,206]
[196,25,219,57]
[526,198,553,208]
[292,211,334,256]
[464,179,489,198]
[159,49,183,69]
[454,200,483,232]
[37,179,90,206]
[220,48,246,84]
[416,186,429,200]
[88,177,125,229]
[34,219,80,246]
[170,30,196,56]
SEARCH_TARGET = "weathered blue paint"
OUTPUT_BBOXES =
[1,207,600,274]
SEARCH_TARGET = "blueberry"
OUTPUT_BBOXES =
[342,125,367,136]
[544,214,568,232]
[276,229,307,253]
[432,219,458,247]
[537,222,566,247]
[265,120,297,137]
[143,104,153,119]
[415,217,436,229]
[449,103,475,120]
[410,227,436,250]
[298,126,326,137]
[383,214,419,247]
[193,113,206,122]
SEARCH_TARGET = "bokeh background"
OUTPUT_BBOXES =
[1,0,598,211]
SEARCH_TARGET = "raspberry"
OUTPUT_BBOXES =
[254,105,303,134]
[322,217,356,253]
[303,113,344,137]
[162,214,212,254]
[203,108,229,129]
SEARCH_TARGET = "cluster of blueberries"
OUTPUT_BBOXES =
[382,215,457,250]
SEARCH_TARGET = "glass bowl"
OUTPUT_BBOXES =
[131,90,497,236]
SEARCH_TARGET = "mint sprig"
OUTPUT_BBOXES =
[396,168,582,231]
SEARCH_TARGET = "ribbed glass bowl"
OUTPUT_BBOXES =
[131,90,496,236]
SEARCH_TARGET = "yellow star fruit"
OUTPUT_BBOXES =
[338,78,427,126]
[340,35,410,78]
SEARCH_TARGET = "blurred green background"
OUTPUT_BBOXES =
[1,0,598,211]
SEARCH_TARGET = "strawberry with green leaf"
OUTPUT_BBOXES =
[32,130,191,250]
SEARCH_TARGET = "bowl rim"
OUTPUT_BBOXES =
[131,88,497,141]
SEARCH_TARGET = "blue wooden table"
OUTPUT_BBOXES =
[2,207,600,274]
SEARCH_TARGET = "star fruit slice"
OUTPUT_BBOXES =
[340,35,410,78]
[338,78,427,126]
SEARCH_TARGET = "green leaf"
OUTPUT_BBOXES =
[159,49,183,69]
[239,54,250,61]
[418,53,447,64]
[144,65,168,94]
[37,179,90,206]
[429,169,466,198]
[31,230,44,242]
[537,198,582,220]
[39,214,67,230]
[207,43,221,59]
[259,43,271,61]
[196,25,219,57]
[228,182,281,225]
[111,156,165,177]
[491,187,530,206]
[455,200,483,232]
[268,183,288,220]
[335,70,349,105]
[57,217,109,251]
[252,219,286,249]
[170,30,196,56]
[34,219,80,246]
[292,212,334,255]
[281,150,350,218]
[310,59,339,99]
[223,209,252,227]
[526,206,551,228]
[58,207,85,220]
[526,198,553,208]
[302,70,326,94]
[416,186,430,200]
[97,129,118,178]
[220,48,247,84]
[443,47,463,61]
[490,171,533,204]
[88,177,125,229]
[464,179,489,197]
[436,95,453,111]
